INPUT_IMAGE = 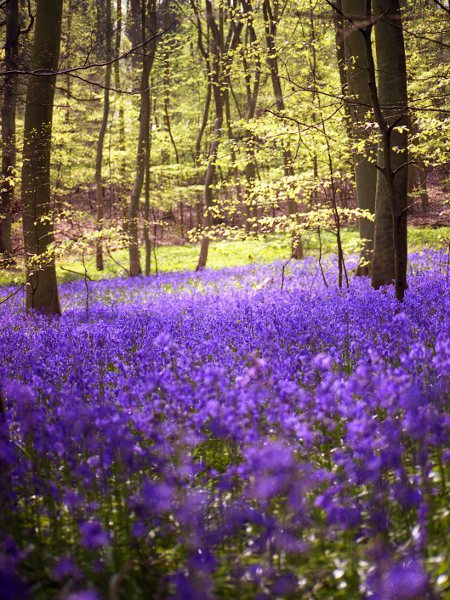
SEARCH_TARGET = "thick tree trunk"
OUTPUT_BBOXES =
[0,0,20,265]
[21,0,63,314]
[369,0,409,301]
[341,0,377,275]
[95,0,113,271]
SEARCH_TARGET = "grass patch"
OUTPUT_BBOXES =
[1,226,450,286]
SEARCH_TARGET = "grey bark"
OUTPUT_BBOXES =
[341,0,377,275]
[263,0,303,259]
[242,0,261,234]
[368,0,409,301]
[115,0,127,222]
[0,0,20,264]
[193,0,243,271]
[95,0,113,271]
[129,0,157,276]
[21,0,63,314]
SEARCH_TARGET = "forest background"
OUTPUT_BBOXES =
[0,0,450,309]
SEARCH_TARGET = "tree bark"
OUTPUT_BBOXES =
[242,0,261,235]
[0,0,20,265]
[368,0,409,301]
[144,85,153,276]
[21,0,63,314]
[129,0,157,276]
[263,0,303,259]
[193,0,243,271]
[115,0,128,224]
[341,0,377,275]
[95,0,113,271]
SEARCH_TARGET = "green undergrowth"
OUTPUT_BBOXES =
[1,226,449,286]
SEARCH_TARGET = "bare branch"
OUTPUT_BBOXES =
[2,23,176,78]
[431,0,450,15]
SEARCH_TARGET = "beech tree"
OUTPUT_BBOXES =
[129,0,158,276]
[263,0,303,259]
[330,0,409,298]
[21,0,63,314]
[95,0,113,271]
[191,0,243,271]
[368,0,409,300]
[0,0,20,265]
[341,0,377,275]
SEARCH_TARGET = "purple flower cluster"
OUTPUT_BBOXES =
[0,252,448,599]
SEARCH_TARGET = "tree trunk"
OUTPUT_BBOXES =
[115,0,128,225]
[341,0,377,275]
[0,0,20,265]
[332,0,353,137]
[242,0,261,235]
[95,0,113,271]
[194,0,243,270]
[129,0,157,277]
[368,0,409,301]
[196,113,222,271]
[263,0,303,259]
[163,43,179,163]
[21,0,63,314]
[407,117,429,211]
[144,89,153,276]
[196,83,212,161]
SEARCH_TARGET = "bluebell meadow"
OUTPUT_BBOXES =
[0,252,449,599]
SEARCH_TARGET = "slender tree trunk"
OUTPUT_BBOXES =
[129,0,157,276]
[95,0,113,271]
[194,81,212,233]
[367,0,409,301]
[144,90,152,276]
[0,0,20,265]
[263,0,303,259]
[115,0,127,223]
[407,117,429,211]
[163,43,179,163]
[196,110,223,270]
[194,0,243,270]
[195,82,211,160]
[341,0,377,275]
[333,0,353,136]
[241,0,261,234]
[196,45,224,272]
[21,0,63,314]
